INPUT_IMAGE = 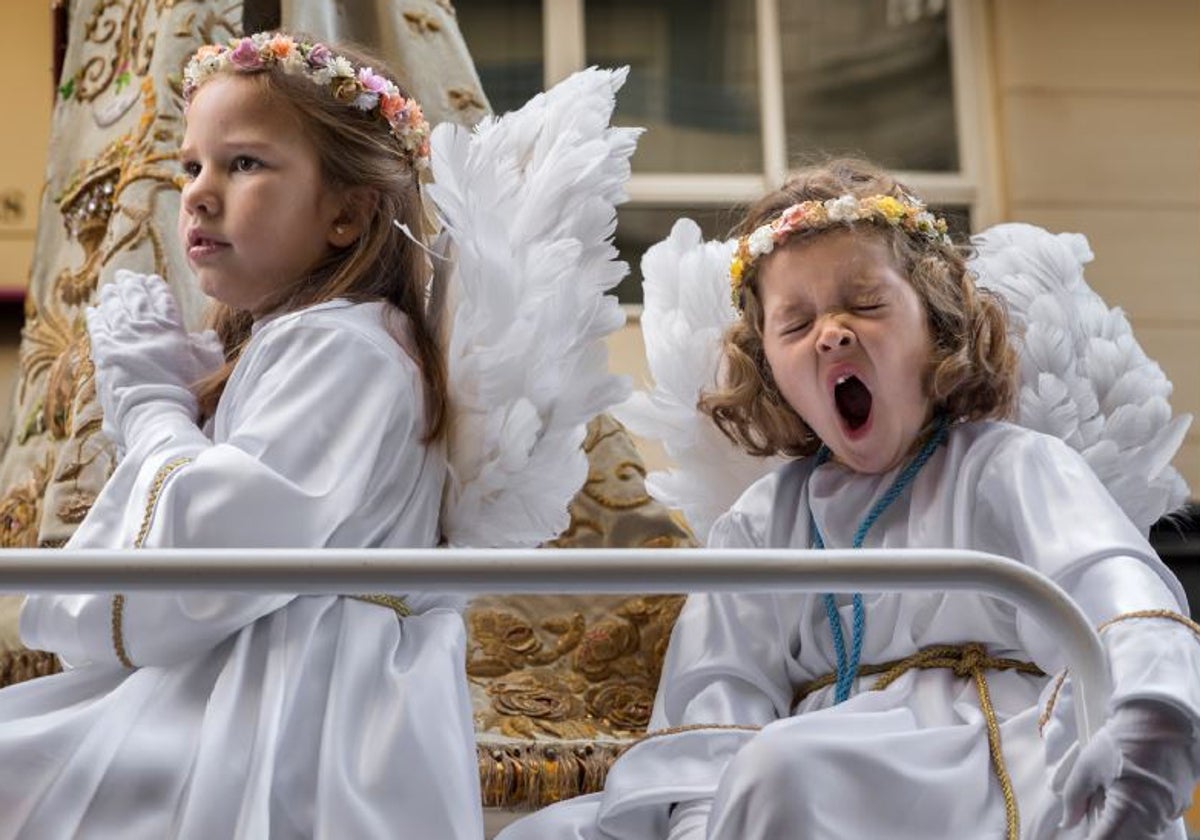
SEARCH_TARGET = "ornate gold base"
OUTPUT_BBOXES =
[0,649,61,688]
[478,737,632,809]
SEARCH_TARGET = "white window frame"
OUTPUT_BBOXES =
[542,0,1002,315]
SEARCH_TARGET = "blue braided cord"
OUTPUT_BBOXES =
[845,592,865,702]
[809,416,950,705]
[821,593,848,690]
[850,417,949,547]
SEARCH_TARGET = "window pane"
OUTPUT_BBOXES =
[456,0,544,114]
[782,0,959,172]
[585,0,762,174]
[613,206,743,304]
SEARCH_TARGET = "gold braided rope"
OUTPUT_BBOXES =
[1038,609,1200,735]
[110,456,193,669]
[794,643,1043,704]
[349,593,412,618]
[795,642,1041,840]
[635,722,763,746]
[638,644,1039,839]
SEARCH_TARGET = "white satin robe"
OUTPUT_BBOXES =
[3,300,484,839]
[501,421,1200,840]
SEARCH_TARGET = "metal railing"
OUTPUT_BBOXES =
[0,546,1110,741]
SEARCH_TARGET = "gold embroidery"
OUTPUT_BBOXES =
[447,87,485,113]
[464,417,694,803]
[402,10,442,35]
[1039,609,1200,735]
[0,457,53,548]
[62,0,159,104]
[133,457,190,547]
[470,595,684,739]
[110,455,191,668]
[54,79,183,306]
[110,594,134,668]
[0,649,63,688]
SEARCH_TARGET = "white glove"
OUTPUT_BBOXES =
[86,270,224,450]
[667,799,712,840]
[1058,699,1199,839]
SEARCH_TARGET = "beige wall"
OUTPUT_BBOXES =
[0,0,52,438]
[992,0,1200,490]
[0,0,52,293]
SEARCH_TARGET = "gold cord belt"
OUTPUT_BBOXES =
[349,593,412,617]
[796,642,1044,840]
[1038,609,1200,735]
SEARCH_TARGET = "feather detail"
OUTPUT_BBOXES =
[970,223,1192,531]
[612,219,783,542]
[427,67,639,547]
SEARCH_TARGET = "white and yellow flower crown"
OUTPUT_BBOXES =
[183,33,431,167]
[729,193,952,308]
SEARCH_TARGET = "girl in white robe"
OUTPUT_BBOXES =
[0,33,483,839]
[499,159,1200,840]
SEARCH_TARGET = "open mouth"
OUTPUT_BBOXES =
[834,374,872,432]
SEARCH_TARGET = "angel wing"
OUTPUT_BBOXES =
[425,67,639,548]
[612,219,782,543]
[969,223,1191,532]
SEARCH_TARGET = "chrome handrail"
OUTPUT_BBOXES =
[0,546,1109,741]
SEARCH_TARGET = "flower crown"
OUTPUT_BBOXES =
[729,193,952,308]
[183,33,431,167]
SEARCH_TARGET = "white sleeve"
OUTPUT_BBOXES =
[21,318,428,668]
[666,799,712,839]
[973,431,1200,720]
[649,473,795,730]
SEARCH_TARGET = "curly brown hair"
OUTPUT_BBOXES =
[700,158,1016,458]
[188,35,447,442]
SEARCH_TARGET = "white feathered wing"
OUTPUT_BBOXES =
[612,219,782,543]
[969,223,1191,532]
[617,220,1190,540]
[425,67,639,548]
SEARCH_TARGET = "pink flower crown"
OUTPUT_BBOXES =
[729,193,952,309]
[183,33,431,168]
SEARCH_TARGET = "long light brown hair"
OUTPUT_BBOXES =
[188,37,447,442]
[700,158,1016,458]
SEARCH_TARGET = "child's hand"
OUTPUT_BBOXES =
[86,270,224,448]
[1058,699,1198,839]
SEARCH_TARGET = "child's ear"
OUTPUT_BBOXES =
[327,187,377,249]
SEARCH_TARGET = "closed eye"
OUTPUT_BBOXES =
[781,320,812,336]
